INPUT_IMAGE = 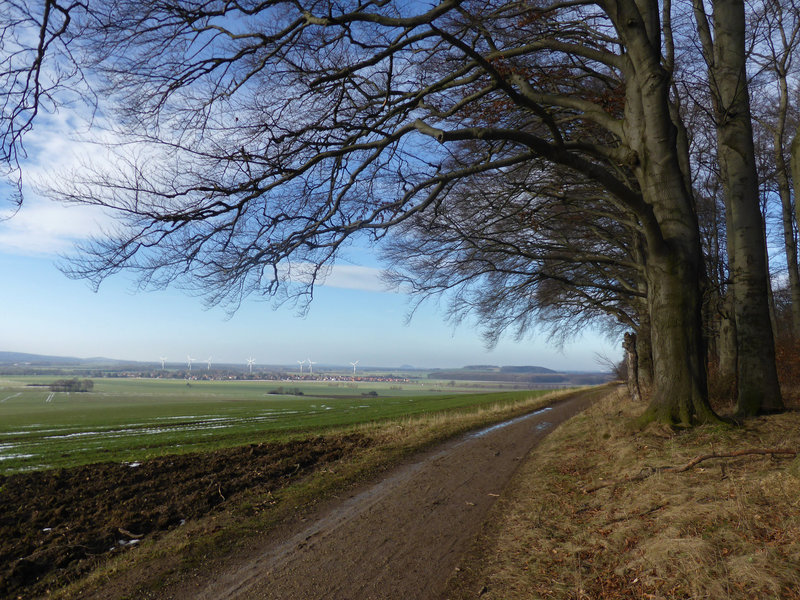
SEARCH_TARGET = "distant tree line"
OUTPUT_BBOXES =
[50,378,94,393]
[429,371,609,386]
[267,386,304,396]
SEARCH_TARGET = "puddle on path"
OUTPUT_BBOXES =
[469,406,553,439]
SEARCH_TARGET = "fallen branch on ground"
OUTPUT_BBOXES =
[118,528,143,539]
[583,448,796,493]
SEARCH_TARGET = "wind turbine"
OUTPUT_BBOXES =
[350,360,359,376]
[247,357,255,374]
[187,355,195,372]
[307,358,316,375]
[206,356,212,370]
[159,357,167,370]
[297,359,305,374]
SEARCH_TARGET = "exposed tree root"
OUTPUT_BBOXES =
[583,448,797,493]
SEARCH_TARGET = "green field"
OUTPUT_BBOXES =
[0,376,550,474]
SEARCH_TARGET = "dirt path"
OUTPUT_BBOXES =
[161,388,607,600]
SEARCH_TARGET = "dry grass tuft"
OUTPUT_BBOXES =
[446,388,800,600]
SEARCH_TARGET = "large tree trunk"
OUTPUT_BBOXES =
[709,0,783,416]
[642,236,716,425]
[618,0,720,425]
[638,176,718,425]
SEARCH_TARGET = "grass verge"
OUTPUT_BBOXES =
[444,388,800,600]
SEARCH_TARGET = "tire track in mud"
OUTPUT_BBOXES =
[166,387,608,600]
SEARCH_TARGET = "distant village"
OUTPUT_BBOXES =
[0,352,610,387]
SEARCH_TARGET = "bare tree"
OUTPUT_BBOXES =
[384,164,642,335]
[0,0,90,208]
[692,0,784,416]
[381,160,653,394]
[750,0,800,338]
[2,0,739,425]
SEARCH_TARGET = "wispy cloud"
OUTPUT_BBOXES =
[323,264,393,293]
[0,199,106,255]
[0,105,116,255]
[283,262,393,293]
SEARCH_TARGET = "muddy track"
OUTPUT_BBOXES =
[157,387,607,600]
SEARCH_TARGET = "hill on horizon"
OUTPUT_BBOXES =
[499,365,557,374]
[429,365,611,386]
[0,351,83,365]
[0,351,134,367]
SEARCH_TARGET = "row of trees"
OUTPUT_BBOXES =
[2,0,800,425]
[49,378,93,392]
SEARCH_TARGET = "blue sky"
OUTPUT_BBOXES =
[0,114,621,371]
[0,199,620,370]
[0,235,619,369]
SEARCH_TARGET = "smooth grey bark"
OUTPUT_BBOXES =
[620,0,719,425]
[638,176,715,425]
[714,0,783,415]
[694,0,784,415]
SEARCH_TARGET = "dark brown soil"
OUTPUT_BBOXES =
[0,434,372,600]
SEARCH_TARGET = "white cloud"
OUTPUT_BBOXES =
[282,262,392,293]
[0,199,106,255]
[0,108,119,255]
[323,264,392,293]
